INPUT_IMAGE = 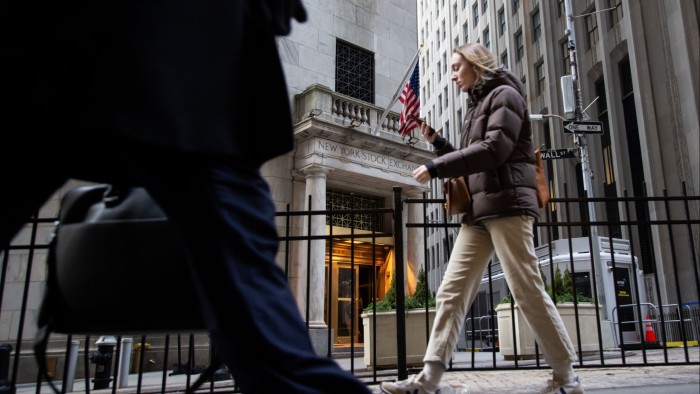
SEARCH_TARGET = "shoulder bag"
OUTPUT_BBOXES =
[35,184,216,393]
[443,176,470,215]
[534,147,550,209]
[38,184,205,335]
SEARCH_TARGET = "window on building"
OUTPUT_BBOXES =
[454,36,459,48]
[561,39,571,74]
[585,11,599,50]
[438,93,443,114]
[532,8,541,42]
[558,0,565,17]
[442,52,447,74]
[483,26,490,49]
[501,51,508,68]
[472,2,479,25]
[463,22,469,43]
[444,86,448,109]
[335,40,374,103]
[515,30,524,60]
[453,3,458,24]
[512,0,520,15]
[536,62,545,96]
[436,30,440,49]
[595,77,621,238]
[498,7,506,36]
[462,0,467,10]
[437,60,442,81]
[482,0,488,14]
[608,0,623,29]
[442,19,446,39]
[444,119,450,139]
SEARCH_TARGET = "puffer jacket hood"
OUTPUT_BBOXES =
[432,68,539,224]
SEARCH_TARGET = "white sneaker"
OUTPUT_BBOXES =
[380,372,439,394]
[539,376,585,394]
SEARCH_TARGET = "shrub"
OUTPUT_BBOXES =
[364,265,436,312]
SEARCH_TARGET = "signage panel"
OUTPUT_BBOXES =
[539,148,579,160]
[563,120,604,134]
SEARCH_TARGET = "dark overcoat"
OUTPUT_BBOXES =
[4,0,306,181]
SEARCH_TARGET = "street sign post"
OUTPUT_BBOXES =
[539,148,579,160]
[563,120,604,134]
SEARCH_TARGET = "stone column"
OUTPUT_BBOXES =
[300,165,331,354]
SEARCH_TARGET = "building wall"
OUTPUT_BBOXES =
[415,0,699,304]
[265,0,421,275]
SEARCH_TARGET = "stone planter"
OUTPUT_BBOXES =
[361,309,435,369]
[496,303,601,360]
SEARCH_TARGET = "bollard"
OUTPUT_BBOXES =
[90,336,117,390]
[0,343,12,394]
[118,338,133,388]
[64,340,80,392]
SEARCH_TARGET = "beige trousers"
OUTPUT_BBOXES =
[423,215,577,371]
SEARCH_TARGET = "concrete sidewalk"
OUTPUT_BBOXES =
[420,364,700,393]
[17,364,699,394]
[14,347,699,393]
[359,347,700,393]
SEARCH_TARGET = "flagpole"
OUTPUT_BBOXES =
[373,45,422,135]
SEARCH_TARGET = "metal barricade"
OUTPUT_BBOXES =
[462,314,498,352]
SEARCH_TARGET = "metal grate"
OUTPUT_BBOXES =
[335,40,375,104]
[326,190,383,232]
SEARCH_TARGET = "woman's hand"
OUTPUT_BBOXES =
[419,122,438,144]
[412,165,432,184]
[409,114,438,144]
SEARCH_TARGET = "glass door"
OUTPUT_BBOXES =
[325,264,362,345]
[336,266,360,344]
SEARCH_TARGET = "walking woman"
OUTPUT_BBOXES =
[381,43,584,394]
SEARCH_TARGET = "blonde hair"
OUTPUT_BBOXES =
[453,43,499,86]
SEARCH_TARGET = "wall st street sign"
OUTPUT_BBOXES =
[539,148,579,160]
[563,120,604,134]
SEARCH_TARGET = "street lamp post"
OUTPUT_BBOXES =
[563,0,606,318]
[531,1,607,319]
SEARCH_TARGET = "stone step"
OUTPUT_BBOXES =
[331,345,364,359]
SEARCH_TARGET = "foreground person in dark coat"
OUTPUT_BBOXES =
[1,1,370,393]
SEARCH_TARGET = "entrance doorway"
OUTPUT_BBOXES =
[325,264,375,344]
[324,242,388,345]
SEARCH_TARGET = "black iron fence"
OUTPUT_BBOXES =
[1,184,698,393]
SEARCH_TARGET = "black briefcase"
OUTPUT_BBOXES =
[38,184,206,335]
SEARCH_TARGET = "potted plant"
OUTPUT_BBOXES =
[495,267,600,360]
[361,266,436,369]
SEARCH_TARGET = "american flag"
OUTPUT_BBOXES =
[398,63,420,139]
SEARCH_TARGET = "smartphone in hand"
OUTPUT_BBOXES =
[408,114,435,136]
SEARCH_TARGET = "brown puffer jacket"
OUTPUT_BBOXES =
[432,69,539,224]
